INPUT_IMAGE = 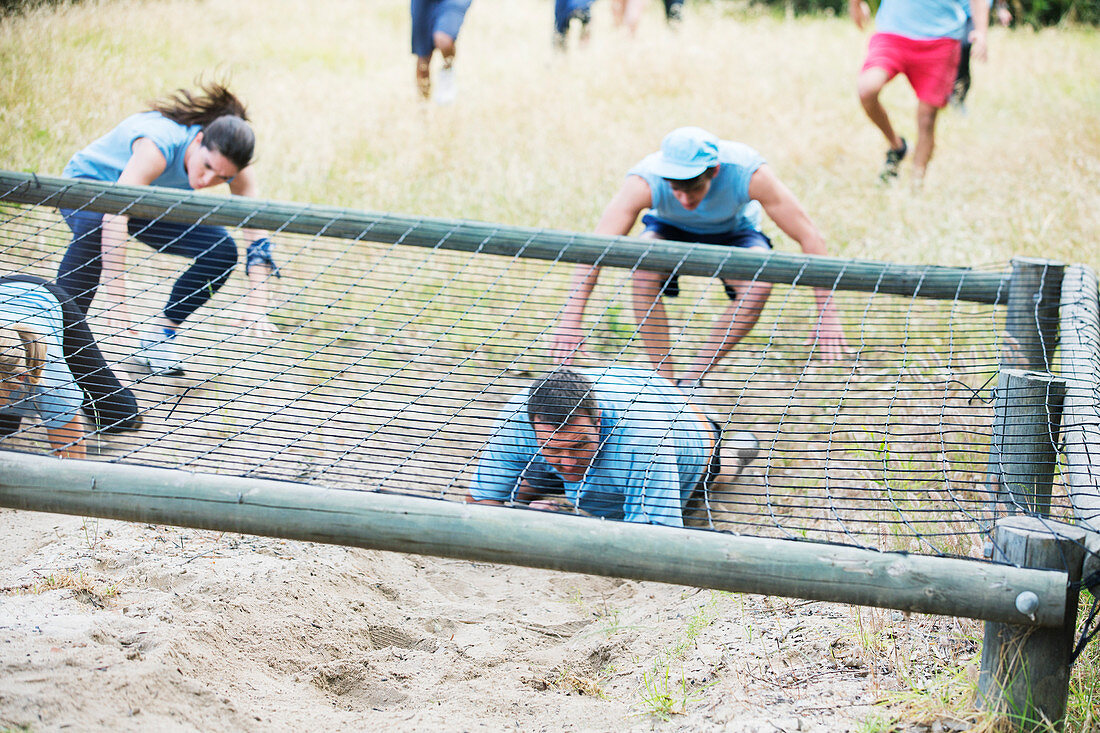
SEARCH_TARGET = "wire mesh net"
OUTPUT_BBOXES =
[1,174,1096,564]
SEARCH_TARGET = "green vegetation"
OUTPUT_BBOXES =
[748,0,1100,27]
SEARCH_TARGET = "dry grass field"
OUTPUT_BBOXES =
[1,0,1099,731]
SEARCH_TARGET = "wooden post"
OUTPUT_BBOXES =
[1003,258,1065,372]
[987,370,1066,516]
[979,517,1086,731]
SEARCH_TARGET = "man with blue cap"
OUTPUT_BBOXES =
[550,127,850,386]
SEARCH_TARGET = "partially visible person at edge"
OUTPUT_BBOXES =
[57,80,280,377]
[412,0,473,104]
[554,0,596,51]
[1,275,144,459]
[663,0,685,25]
[467,366,740,528]
[549,126,850,387]
[950,0,1011,112]
[850,0,989,183]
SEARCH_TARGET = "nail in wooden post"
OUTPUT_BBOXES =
[979,517,1086,731]
[986,370,1066,516]
[1003,258,1064,372]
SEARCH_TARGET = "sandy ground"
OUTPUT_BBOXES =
[0,505,985,732]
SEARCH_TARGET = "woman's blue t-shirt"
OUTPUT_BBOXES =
[63,111,201,189]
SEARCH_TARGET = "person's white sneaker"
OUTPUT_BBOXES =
[134,328,185,377]
[434,65,457,105]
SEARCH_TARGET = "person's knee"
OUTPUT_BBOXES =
[433,31,455,56]
[191,235,239,290]
[856,71,887,104]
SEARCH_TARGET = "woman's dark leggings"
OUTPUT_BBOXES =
[0,275,141,435]
[58,209,238,325]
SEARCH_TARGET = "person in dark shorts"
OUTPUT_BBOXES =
[950,0,1011,111]
[554,0,595,51]
[550,127,849,386]
[412,0,473,104]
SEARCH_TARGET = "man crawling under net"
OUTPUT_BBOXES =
[466,366,757,528]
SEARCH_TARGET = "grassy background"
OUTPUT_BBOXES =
[1,0,1097,270]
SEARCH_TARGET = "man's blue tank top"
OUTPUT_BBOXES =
[628,140,766,235]
[63,111,201,189]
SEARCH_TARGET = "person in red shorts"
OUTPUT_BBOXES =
[850,0,988,184]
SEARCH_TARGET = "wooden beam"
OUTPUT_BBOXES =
[0,170,1008,303]
[1058,265,1100,534]
[0,450,1068,627]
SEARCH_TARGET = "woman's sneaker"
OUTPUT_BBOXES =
[134,328,185,377]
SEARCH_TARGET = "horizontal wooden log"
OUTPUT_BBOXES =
[1058,265,1100,534]
[0,450,1067,627]
[0,170,1008,303]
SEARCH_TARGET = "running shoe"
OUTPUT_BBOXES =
[134,328,185,377]
[434,65,457,105]
[879,138,908,183]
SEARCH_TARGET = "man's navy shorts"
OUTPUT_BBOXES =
[640,214,772,301]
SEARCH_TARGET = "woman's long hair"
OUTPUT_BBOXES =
[150,80,255,170]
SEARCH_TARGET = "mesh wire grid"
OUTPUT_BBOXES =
[0,176,1096,566]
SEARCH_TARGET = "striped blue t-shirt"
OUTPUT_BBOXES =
[0,281,83,429]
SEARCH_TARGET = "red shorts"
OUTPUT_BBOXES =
[862,32,961,108]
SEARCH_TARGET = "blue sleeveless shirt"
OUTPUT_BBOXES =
[628,140,766,235]
[63,111,201,189]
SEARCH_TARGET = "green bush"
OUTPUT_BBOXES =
[747,0,1100,27]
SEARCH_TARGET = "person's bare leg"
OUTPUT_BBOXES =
[415,55,432,100]
[631,269,677,382]
[857,67,904,150]
[434,31,456,66]
[611,0,625,26]
[913,100,940,183]
[620,0,644,34]
[681,279,771,382]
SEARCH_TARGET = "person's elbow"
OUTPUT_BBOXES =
[465,492,504,506]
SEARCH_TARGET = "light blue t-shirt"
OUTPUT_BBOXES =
[63,111,202,189]
[629,140,766,235]
[875,0,971,40]
[469,367,714,527]
[0,281,83,430]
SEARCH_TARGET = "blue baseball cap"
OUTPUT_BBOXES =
[650,127,720,180]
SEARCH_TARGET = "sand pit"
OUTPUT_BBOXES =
[0,505,984,731]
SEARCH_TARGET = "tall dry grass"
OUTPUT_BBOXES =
[1,0,1097,271]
